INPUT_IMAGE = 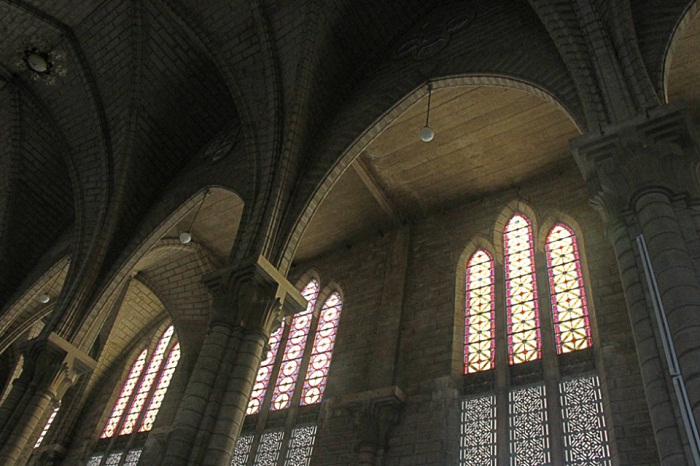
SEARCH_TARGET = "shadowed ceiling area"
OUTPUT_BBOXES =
[667,9,700,121]
[294,85,580,263]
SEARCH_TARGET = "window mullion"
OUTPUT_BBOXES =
[536,251,565,465]
[100,350,151,463]
[494,262,509,466]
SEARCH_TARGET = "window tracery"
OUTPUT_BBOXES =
[234,276,340,466]
[91,324,180,465]
[460,212,611,465]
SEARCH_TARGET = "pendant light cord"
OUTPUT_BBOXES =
[425,83,433,127]
[187,189,210,232]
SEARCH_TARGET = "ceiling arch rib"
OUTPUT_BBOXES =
[292,82,580,264]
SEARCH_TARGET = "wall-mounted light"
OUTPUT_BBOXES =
[419,83,435,143]
[179,189,210,244]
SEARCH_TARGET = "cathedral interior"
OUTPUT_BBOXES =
[1,0,700,465]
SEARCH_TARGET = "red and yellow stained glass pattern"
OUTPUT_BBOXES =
[270,280,320,411]
[101,349,147,438]
[247,325,284,415]
[546,224,592,354]
[139,342,181,432]
[505,214,541,364]
[465,249,496,373]
[301,292,342,406]
[119,325,174,435]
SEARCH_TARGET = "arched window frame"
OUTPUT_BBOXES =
[89,324,181,466]
[235,274,344,466]
[459,210,612,466]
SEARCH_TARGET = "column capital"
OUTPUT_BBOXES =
[20,333,96,401]
[341,386,406,449]
[572,101,700,223]
[203,255,307,336]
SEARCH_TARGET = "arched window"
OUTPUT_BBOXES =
[545,224,592,354]
[460,213,611,466]
[89,325,180,465]
[464,249,495,373]
[504,213,540,364]
[234,278,343,466]
[270,280,320,411]
[301,292,343,405]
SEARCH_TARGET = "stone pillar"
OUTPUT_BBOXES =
[161,255,306,466]
[344,387,405,466]
[0,333,95,465]
[572,101,700,465]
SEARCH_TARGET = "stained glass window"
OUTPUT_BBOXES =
[560,376,612,465]
[465,249,496,373]
[284,425,317,466]
[101,349,148,438]
[546,224,592,354]
[509,384,550,465]
[34,405,60,448]
[254,430,285,466]
[505,214,541,364]
[140,342,181,432]
[119,325,174,435]
[300,292,342,406]
[231,433,255,465]
[248,325,284,415]
[271,280,319,411]
[460,395,497,466]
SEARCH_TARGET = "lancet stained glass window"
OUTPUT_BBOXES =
[546,224,592,354]
[34,404,60,448]
[248,325,284,415]
[100,323,180,450]
[101,349,147,438]
[560,376,612,465]
[271,280,320,411]
[120,325,174,435]
[504,213,541,364]
[465,249,496,373]
[301,292,342,406]
[140,342,181,432]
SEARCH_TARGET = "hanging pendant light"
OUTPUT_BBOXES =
[38,262,66,304]
[419,82,435,143]
[179,189,210,244]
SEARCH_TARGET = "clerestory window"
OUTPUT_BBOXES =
[460,211,611,466]
[87,324,181,466]
[232,277,343,466]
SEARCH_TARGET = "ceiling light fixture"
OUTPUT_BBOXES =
[13,37,67,85]
[38,262,67,304]
[419,82,435,143]
[179,189,210,244]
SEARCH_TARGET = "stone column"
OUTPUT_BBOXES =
[161,255,306,466]
[572,101,700,465]
[0,333,95,465]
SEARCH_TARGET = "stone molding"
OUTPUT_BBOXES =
[20,332,96,401]
[341,386,406,450]
[572,101,700,223]
[203,255,307,336]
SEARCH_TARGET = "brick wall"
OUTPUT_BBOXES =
[291,159,658,465]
